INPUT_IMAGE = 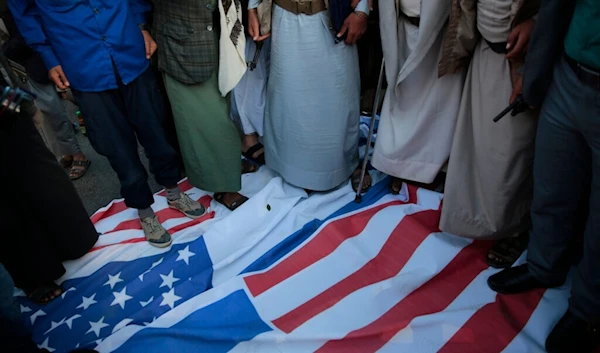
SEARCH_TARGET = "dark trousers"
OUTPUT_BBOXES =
[72,66,180,209]
[0,111,98,291]
[527,57,600,323]
[0,265,40,353]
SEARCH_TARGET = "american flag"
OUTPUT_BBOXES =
[17,167,571,353]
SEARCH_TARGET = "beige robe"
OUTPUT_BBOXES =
[439,0,538,239]
[372,0,465,184]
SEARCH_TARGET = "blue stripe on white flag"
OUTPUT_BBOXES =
[112,290,272,353]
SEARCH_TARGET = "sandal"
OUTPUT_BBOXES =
[25,282,63,305]
[486,232,530,268]
[351,168,371,193]
[214,192,248,211]
[60,157,73,169]
[69,160,91,180]
[241,159,258,174]
[242,143,265,165]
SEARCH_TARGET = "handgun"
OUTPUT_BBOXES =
[493,95,528,122]
[247,42,264,71]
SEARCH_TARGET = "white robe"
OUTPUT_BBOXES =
[251,0,370,191]
[371,0,465,184]
[230,37,271,136]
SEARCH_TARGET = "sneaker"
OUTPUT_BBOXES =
[168,192,206,219]
[140,216,172,248]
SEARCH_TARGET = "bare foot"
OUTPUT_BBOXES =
[390,177,402,194]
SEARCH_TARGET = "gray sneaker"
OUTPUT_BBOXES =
[168,192,207,219]
[140,216,172,248]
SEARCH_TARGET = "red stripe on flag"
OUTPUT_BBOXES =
[315,240,493,353]
[90,238,148,252]
[438,289,546,353]
[90,210,215,252]
[407,184,419,204]
[101,195,212,235]
[91,201,128,224]
[273,209,441,334]
[90,180,196,224]
[244,200,406,297]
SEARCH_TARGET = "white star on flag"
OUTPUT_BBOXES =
[37,337,55,352]
[87,317,110,337]
[159,270,180,289]
[65,314,82,329]
[112,318,134,334]
[160,288,182,309]
[20,305,32,313]
[140,296,154,307]
[111,287,133,309]
[44,317,66,335]
[139,258,164,281]
[61,287,76,299]
[176,246,195,265]
[143,317,157,326]
[104,272,124,289]
[30,309,46,325]
[77,293,98,310]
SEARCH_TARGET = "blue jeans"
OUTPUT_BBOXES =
[72,67,180,209]
[527,57,600,323]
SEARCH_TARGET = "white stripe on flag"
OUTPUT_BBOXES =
[251,203,416,321]
[501,278,571,353]
[379,269,497,353]
[286,233,471,340]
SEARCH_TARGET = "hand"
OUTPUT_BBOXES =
[248,9,271,42]
[510,74,522,104]
[142,30,157,59]
[506,18,535,60]
[338,12,368,45]
[351,0,374,11]
[49,65,70,90]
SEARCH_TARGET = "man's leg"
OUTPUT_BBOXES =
[71,88,171,247]
[526,71,590,284]
[488,57,588,293]
[122,68,205,221]
[28,80,89,177]
[569,67,600,325]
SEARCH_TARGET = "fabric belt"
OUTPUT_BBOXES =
[566,54,600,91]
[399,11,420,27]
[485,39,507,55]
[274,0,327,15]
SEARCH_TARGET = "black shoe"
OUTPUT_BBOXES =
[487,264,563,294]
[546,311,600,353]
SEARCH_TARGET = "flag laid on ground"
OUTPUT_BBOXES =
[16,169,571,353]
[16,119,572,352]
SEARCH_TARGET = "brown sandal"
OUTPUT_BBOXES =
[214,192,248,211]
[25,282,63,305]
[60,157,73,169]
[69,160,91,180]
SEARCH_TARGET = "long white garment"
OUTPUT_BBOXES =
[230,37,271,136]
[372,0,464,184]
[260,4,367,191]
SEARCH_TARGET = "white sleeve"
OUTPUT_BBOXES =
[249,0,260,10]
[354,0,371,15]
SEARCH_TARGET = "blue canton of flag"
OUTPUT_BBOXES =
[17,240,213,352]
